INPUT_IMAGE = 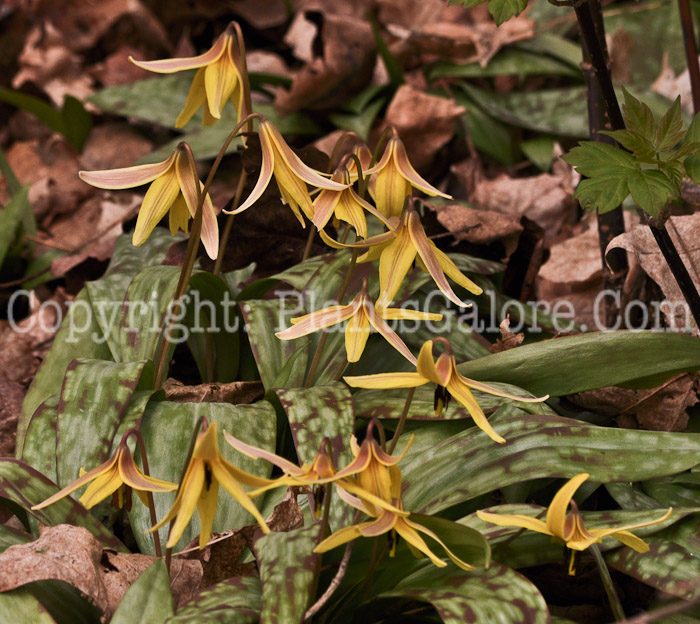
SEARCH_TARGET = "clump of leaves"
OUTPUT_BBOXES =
[563,89,700,218]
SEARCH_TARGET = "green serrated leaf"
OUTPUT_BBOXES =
[622,87,657,138]
[254,523,322,624]
[486,0,528,25]
[600,129,656,160]
[563,141,638,177]
[628,168,675,217]
[656,96,684,151]
[110,560,174,624]
[575,176,631,214]
[165,576,261,623]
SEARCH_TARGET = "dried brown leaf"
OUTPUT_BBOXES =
[383,85,466,170]
[162,379,265,405]
[489,316,524,353]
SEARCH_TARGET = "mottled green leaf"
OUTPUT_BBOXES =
[55,359,152,487]
[607,536,700,600]
[0,587,57,624]
[254,523,322,624]
[166,576,261,624]
[240,299,309,389]
[19,230,174,448]
[276,383,355,527]
[21,396,59,481]
[401,411,700,514]
[0,459,125,550]
[378,562,549,623]
[0,523,31,553]
[110,560,174,624]
[133,401,275,554]
[457,331,700,397]
[353,382,552,422]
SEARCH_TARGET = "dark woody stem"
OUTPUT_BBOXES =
[387,387,415,454]
[124,429,163,558]
[590,543,625,621]
[678,0,700,114]
[164,415,209,572]
[304,541,354,621]
[572,1,700,329]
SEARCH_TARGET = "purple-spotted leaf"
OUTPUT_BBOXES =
[275,383,354,527]
[400,410,700,514]
[606,536,700,599]
[132,400,276,554]
[55,359,153,488]
[165,576,260,624]
[353,383,553,422]
[20,396,59,482]
[458,331,700,397]
[240,299,309,389]
[378,562,550,624]
[0,459,125,550]
[18,230,175,449]
[254,523,322,624]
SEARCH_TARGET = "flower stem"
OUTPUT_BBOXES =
[590,544,625,622]
[128,430,163,558]
[302,226,316,262]
[303,247,359,388]
[212,170,248,276]
[387,387,415,454]
[304,541,354,621]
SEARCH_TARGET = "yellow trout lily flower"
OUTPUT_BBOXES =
[227,120,349,225]
[79,144,219,259]
[312,166,390,238]
[316,439,473,570]
[275,278,442,364]
[321,203,482,308]
[367,129,451,218]
[149,422,273,549]
[32,442,176,511]
[477,473,673,575]
[129,22,247,127]
[345,339,548,444]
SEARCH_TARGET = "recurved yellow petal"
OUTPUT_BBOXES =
[344,371,426,389]
[79,157,174,190]
[132,170,181,246]
[447,378,505,444]
[129,32,227,73]
[475,510,551,535]
[545,473,590,538]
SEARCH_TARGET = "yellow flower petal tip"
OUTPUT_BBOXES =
[79,146,220,259]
